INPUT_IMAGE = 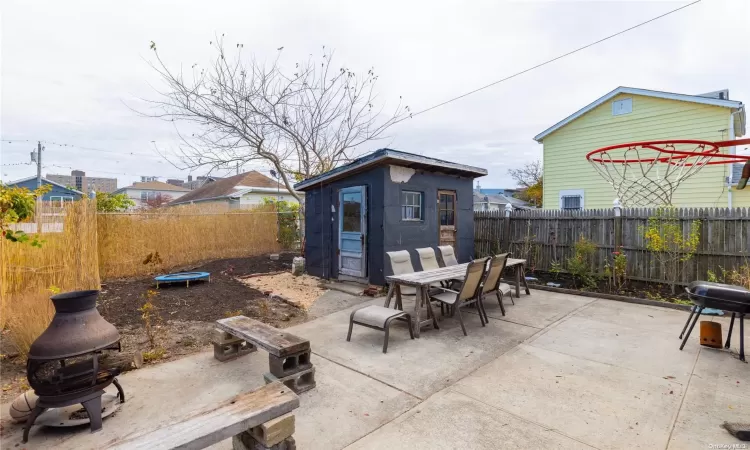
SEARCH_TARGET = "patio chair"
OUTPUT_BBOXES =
[417,247,458,315]
[429,257,489,336]
[386,250,418,298]
[416,247,441,271]
[479,253,513,320]
[438,245,459,267]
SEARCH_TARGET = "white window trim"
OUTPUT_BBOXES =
[559,189,584,210]
[401,191,423,221]
[49,196,74,207]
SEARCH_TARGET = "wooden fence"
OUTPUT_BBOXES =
[474,207,750,286]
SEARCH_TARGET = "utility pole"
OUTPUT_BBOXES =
[31,141,43,232]
[36,141,42,189]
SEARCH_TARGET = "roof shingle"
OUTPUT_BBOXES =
[172,171,285,203]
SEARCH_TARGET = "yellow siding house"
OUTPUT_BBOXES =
[534,87,746,209]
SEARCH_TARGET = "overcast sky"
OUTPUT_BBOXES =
[1,0,748,189]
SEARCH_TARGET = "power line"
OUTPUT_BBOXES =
[42,141,163,158]
[1,138,164,159]
[396,0,702,123]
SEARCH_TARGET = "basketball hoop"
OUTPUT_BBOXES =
[586,138,750,207]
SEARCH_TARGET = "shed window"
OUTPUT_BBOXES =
[402,191,422,221]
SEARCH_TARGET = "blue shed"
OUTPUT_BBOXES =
[294,149,487,286]
[5,176,84,202]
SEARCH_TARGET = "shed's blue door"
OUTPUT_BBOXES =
[338,186,367,278]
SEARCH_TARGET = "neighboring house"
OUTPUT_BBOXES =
[475,186,520,197]
[5,176,84,204]
[170,171,301,209]
[534,87,746,209]
[294,148,487,285]
[113,181,190,208]
[47,169,118,193]
[184,175,221,191]
[473,192,531,211]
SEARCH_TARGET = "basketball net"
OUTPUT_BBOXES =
[586,139,750,207]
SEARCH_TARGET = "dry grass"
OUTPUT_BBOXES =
[1,200,100,355]
[97,204,281,279]
[1,201,281,356]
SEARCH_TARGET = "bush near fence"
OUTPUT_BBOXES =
[2,201,282,355]
[475,207,750,287]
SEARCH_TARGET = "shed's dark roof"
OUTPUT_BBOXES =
[294,149,487,191]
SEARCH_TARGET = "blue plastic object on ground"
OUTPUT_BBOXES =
[693,305,724,316]
[154,272,210,288]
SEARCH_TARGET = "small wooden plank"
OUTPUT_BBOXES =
[216,316,309,357]
[107,381,299,450]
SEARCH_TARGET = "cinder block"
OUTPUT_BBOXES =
[213,341,257,362]
[233,432,295,450]
[250,413,295,447]
[213,328,242,345]
[268,350,312,378]
[263,367,316,394]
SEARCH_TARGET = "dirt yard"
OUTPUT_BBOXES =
[239,272,326,310]
[0,252,319,404]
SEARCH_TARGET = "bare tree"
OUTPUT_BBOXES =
[143,193,173,209]
[143,38,409,202]
[508,160,543,207]
[508,160,542,188]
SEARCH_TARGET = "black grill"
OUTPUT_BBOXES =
[679,281,749,362]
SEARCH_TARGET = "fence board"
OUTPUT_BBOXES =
[474,206,750,287]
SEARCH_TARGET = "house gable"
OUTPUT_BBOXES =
[539,91,740,209]
[534,87,744,142]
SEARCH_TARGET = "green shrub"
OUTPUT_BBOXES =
[567,235,597,289]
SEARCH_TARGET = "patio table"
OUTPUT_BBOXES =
[384,258,528,337]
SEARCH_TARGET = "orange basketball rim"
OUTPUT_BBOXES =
[586,138,750,207]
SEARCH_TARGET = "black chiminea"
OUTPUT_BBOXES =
[23,290,125,443]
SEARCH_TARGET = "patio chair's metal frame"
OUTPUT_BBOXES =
[429,258,489,336]
[479,253,513,321]
[347,310,414,353]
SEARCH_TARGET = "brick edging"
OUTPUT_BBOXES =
[529,284,692,312]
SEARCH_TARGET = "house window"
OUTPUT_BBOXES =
[559,189,584,210]
[49,196,74,207]
[401,191,422,221]
[612,98,632,116]
[140,191,158,202]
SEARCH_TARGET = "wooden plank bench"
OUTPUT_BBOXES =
[216,316,310,358]
[216,316,316,394]
[107,381,299,450]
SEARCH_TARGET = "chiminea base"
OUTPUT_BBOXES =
[22,378,125,444]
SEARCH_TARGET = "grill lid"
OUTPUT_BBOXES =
[687,281,750,303]
[28,290,120,360]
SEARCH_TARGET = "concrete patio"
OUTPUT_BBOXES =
[3,289,748,449]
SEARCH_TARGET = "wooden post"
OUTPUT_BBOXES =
[502,203,512,253]
[613,199,623,251]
